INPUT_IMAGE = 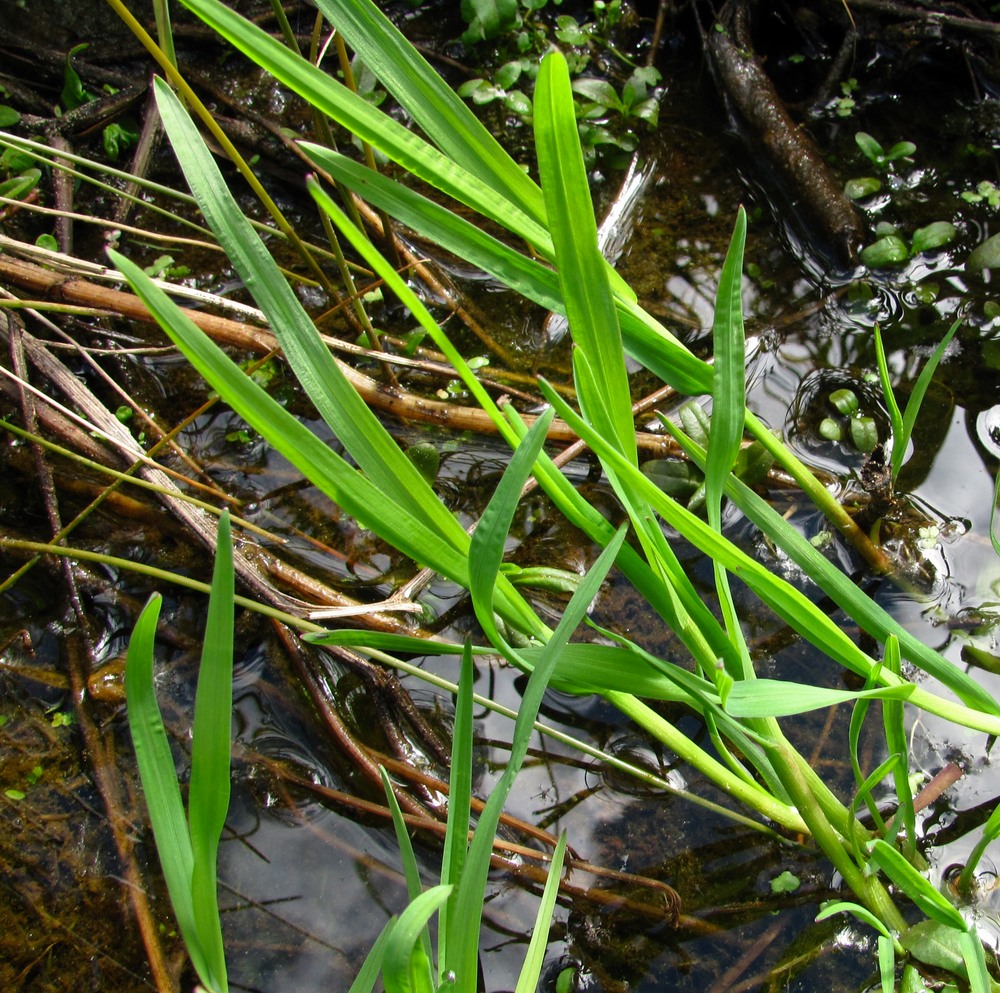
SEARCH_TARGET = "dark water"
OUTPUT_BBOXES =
[2,2,1000,991]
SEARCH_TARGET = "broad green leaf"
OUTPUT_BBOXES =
[911,221,957,254]
[461,0,518,42]
[725,679,915,718]
[534,51,636,462]
[900,920,967,976]
[862,235,910,267]
[855,131,885,164]
[571,78,621,109]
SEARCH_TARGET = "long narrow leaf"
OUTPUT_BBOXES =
[534,51,636,462]
[664,412,1000,724]
[381,886,452,993]
[177,0,551,253]
[153,78,467,554]
[188,510,234,993]
[451,429,629,990]
[438,644,475,978]
[514,832,568,993]
[109,250,472,588]
[882,636,916,857]
[379,767,433,970]
[125,594,201,969]
[726,679,915,718]
[312,0,544,224]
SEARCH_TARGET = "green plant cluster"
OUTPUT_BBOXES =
[100,0,1000,990]
[455,0,660,166]
[845,132,958,268]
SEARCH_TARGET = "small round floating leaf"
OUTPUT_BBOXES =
[883,140,917,162]
[405,442,440,483]
[968,232,1000,271]
[861,235,909,268]
[850,416,879,452]
[819,417,843,441]
[845,176,881,200]
[829,389,859,416]
[911,221,957,254]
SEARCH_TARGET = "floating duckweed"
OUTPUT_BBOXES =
[829,388,860,416]
[850,416,879,452]
[819,417,843,441]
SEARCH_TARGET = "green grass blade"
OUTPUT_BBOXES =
[381,885,452,993]
[379,768,425,905]
[514,831,568,993]
[379,767,433,971]
[187,510,234,993]
[882,636,916,858]
[874,325,905,479]
[847,754,899,864]
[176,0,550,253]
[898,318,962,473]
[877,933,896,993]
[125,594,201,969]
[704,208,752,680]
[959,930,994,993]
[867,839,968,931]
[108,250,471,588]
[816,900,893,940]
[302,144,564,313]
[304,631,491,656]
[311,0,544,225]
[348,917,398,993]
[152,78,467,555]
[705,207,747,523]
[957,799,1000,893]
[451,506,629,989]
[438,644,475,978]
[534,51,636,462]
[849,673,890,835]
[664,413,1000,723]
[725,679,915,718]
[468,407,555,652]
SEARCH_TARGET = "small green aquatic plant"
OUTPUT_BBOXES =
[125,511,234,993]
[107,0,1000,987]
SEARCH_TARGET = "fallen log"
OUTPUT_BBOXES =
[704,1,865,266]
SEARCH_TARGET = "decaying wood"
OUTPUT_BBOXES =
[705,1,866,265]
